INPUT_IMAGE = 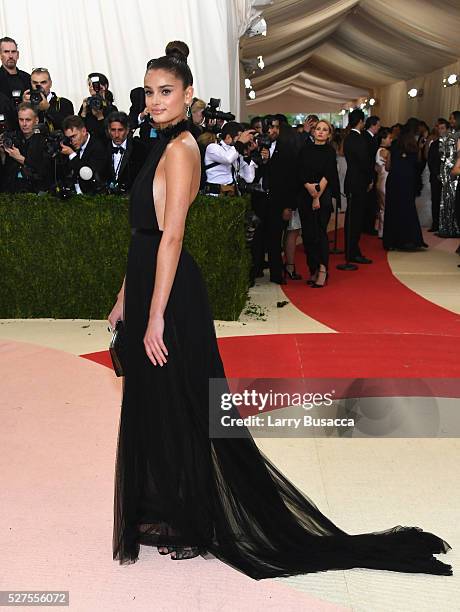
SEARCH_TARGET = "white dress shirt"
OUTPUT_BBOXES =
[204,141,256,185]
[111,138,127,179]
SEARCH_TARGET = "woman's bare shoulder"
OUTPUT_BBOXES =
[166,132,200,160]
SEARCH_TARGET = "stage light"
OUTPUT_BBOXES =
[257,55,264,70]
[447,74,458,85]
[340,109,346,115]
[245,78,252,89]
[349,107,354,112]
[408,88,418,98]
[360,103,366,109]
[248,89,256,100]
[247,18,267,37]
[369,98,376,106]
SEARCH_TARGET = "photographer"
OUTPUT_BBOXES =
[105,111,146,194]
[203,121,256,196]
[0,37,30,105]
[79,73,117,143]
[60,115,107,194]
[22,68,74,132]
[0,102,51,193]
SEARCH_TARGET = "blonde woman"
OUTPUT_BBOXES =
[297,119,340,287]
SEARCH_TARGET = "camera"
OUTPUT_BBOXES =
[87,76,104,111]
[44,130,73,157]
[30,86,45,106]
[1,130,20,149]
[12,89,22,106]
[107,180,128,195]
[203,98,235,122]
[237,176,268,196]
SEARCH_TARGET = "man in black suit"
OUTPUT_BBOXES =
[22,68,74,132]
[343,109,374,264]
[60,115,106,194]
[362,115,380,234]
[427,118,449,232]
[256,115,299,283]
[0,37,30,104]
[105,111,145,193]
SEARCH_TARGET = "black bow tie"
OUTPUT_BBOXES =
[112,146,124,154]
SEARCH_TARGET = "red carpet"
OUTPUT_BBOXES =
[283,231,460,336]
[82,331,460,380]
[82,231,460,382]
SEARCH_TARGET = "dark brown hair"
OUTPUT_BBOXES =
[146,40,193,88]
[62,115,85,131]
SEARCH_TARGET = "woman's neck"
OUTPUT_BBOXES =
[314,140,327,145]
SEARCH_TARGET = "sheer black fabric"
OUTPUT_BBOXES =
[113,121,452,579]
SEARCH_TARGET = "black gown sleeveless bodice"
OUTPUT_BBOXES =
[112,121,453,579]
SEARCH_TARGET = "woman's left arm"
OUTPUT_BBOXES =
[144,140,195,366]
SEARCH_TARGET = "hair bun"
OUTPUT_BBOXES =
[165,40,189,63]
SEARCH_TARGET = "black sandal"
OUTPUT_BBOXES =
[170,546,200,560]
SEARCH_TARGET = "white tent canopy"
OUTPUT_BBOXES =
[242,0,460,116]
[0,0,264,118]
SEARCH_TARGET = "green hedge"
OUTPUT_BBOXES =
[0,193,250,321]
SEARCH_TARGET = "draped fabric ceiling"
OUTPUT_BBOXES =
[242,0,460,117]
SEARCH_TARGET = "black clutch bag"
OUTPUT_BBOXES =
[109,320,126,377]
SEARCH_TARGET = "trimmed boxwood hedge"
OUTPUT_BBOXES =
[0,193,250,321]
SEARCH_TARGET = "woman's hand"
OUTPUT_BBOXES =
[305,183,317,198]
[108,297,124,330]
[144,314,168,366]
[312,197,320,210]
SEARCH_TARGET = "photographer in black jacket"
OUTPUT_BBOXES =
[0,37,30,105]
[78,73,117,143]
[22,68,74,132]
[0,102,51,192]
[60,115,107,195]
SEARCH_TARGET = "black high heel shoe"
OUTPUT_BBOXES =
[306,270,318,285]
[311,268,328,288]
[284,263,302,280]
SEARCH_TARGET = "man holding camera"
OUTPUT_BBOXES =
[0,37,30,106]
[105,111,146,193]
[254,115,298,284]
[0,102,51,192]
[203,121,256,196]
[22,68,74,132]
[60,115,107,195]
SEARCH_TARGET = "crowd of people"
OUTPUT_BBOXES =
[1,35,460,285]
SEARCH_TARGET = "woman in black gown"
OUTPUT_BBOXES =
[109,41,452,578]
[383,122,428,251]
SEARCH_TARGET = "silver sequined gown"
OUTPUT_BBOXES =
[439,130,460,237]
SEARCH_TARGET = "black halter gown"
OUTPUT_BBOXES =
[112,120,452,579]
